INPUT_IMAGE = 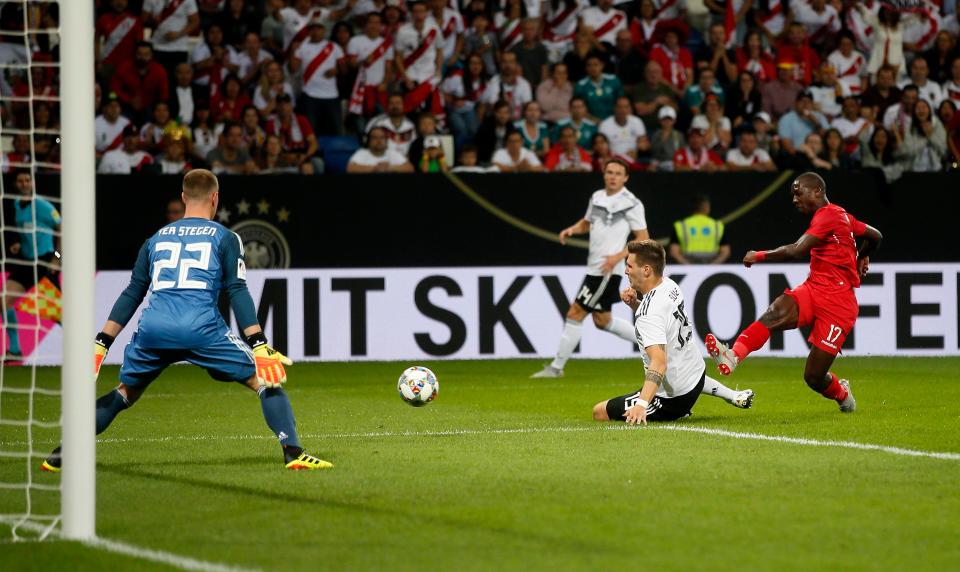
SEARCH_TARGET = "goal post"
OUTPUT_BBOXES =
[60,0,96,540]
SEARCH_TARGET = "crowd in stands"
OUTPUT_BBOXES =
[2,0,960,179]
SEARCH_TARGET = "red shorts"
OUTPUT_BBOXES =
[783,283,858,356]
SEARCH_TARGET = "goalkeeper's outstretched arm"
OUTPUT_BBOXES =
[93,240,151,374]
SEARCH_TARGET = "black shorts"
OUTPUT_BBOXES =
[604,373,705,422]
[574,274,622,313]
[5,253,56,290]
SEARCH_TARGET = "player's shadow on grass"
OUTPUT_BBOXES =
[96,462,612,554]
[103,455,268,467]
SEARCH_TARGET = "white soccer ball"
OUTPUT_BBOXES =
[397,366,439,407]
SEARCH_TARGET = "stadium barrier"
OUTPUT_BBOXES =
[30,170,958,269]
[29,264,959,363]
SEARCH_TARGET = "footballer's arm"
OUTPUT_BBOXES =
[603,228,650,273]
[624,344,666,426]
[742,233,821,266]
[558,218,591,244]
[856,224,882,276]
[99,241,152,339]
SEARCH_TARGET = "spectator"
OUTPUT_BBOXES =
[492,130,545,172]
[156,134,192,174]
[633,60,678,133]
[191,105,220,164]
[536,62,574,123]
[407,112,442,164]
[694,23,738,88]
[416,135,450,173]
[510,19,549,90]
[96,0,143,84]
[856,3,907,79]
[751,111,779,155]
[939,99,957,128]
[443,53,487,145]
[451,143,495,173]
[239,105,266,155]
[736,30,775,83]
[599,96,650,160]
[395,1,444,116]
[862,65,902,123]
[259,0,285,54]
[945,100,960,163]
[785,132,833,170]
[211,75,251,124]
[775,22,820,86]
[649,21,693,98]
[673,123,724,172]
[367,93,418,155]
[31,102,60,167]
[169,62,203,125]
[206,122,258,174]
[792,0,840,53]
[476,100,518,162]
[479,51,533,120]
[574,54,624,121]
[628,0,659,57]
[924,32,957,85]
[235,31,273,89]
[544,125,593,172]
[95,95,132,158]
[496,0,528,52]
[265,94,319,175]
[683,67,724,117]
[900,98,947,172]
[347,127,413,173]
[669,194,730,265]
[514,101,551,158]
[884,84,919,138]
[253,61,295,119]
[110,41,169,124]
[219,0,259,50]
[346,13,394,119]
[142,0,199,80]
[777,90,829,153]
[899,56,942,108]
[166,197,186,223]
[190,24,235,96]
[463,13,499,77]
[761,62,804,119]
[291,20,346,136]
[278,0,320,53]
[860,126,907,183]
[943,56,960,105]
[543,0,587,64]
[831,96,872,155]
[610,29,645,96]
[695,95,731,152]
[552,96,598,149]
[256,134,300,174]
[140,101,173,156]
[726,71,763,128]
[331,22,358,103]
[809,62,850,121]
[3,135,32,174]
[820,128,857,170]
[725,128,776,171]
[827,31,868,96]
[98,125,153,174]
[562,28,607,83]
[589,132,618,171]
[649,106,685,172]
[580,0,628,48]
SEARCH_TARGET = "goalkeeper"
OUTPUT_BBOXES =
[42,169,331,471]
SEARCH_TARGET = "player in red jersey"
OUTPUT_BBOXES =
[703,172,882,412]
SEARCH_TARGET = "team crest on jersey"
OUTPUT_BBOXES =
[217,197,293,269]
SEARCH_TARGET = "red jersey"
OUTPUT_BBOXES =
[804,203,867,292]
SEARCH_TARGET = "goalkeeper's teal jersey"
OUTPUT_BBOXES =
[108,217,258,349]
[14,197,61,260]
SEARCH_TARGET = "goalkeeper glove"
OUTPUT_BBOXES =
[246,332,292,388]
[94,332,115,378]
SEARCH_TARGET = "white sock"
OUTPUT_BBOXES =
[603,317,636,343]
[550,318,583,370]
[701,375,739,402]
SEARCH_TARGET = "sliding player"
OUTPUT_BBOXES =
[593,240,752,424]
[42,169,331,472]
[705,172,882,413]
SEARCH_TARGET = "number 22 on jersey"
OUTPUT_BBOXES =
[152,241,212,290]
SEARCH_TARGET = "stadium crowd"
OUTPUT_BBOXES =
[2,0,960,178]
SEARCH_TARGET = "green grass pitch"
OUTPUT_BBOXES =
[1,357,959,571]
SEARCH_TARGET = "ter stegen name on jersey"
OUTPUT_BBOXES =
[633,277,705,397]
[157,225,220,237]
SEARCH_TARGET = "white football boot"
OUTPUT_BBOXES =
[838,379,856,413]
[530,365,564,379]
[705,333,740,376]
[731,389,755,409]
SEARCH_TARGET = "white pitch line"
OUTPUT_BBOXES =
[5,424,959,462]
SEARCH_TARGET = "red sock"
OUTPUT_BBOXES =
[820,372,848,401]
[732,321,771,360]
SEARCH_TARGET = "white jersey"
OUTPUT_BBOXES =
[792,3,840,41]
[599,115,647,157]
[831,116,870,140]
[395,21,442,83]
[95,114,131,153]
[809,83,850,118]
[544,0,588,41]
[491,147,542,168]
[898,78,944,108]
[584,188,647,276]
[348,148,410,167]
[943,80,960,104]
[481,75,533,120]
[280,6,321,51]
[234,49,273,81]
[144,0,198,53]
[827,49,868,95]
[726,147,772,167]
[97,148,153,174]
[347,35,394,86]
[652,0,686,20]
[633,276,704,398]
[430,8,464,62]
[579,7,627,45]
[295,39,343,99]
[366,114,417,155]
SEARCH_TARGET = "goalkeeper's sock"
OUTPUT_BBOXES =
[95,389,130,435]
[732,321,771,361]
[603,317,636,343]
[258,386,301,448]
[701,376,739,402]
[6,308,21,355]
[550,318,583,370]
[819,372,849,402]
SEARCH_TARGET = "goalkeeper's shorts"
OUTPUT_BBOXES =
[119,331,256,388]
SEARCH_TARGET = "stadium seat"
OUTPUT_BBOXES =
[316,136,360,174]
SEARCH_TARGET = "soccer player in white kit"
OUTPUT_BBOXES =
[593,240,754,424]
